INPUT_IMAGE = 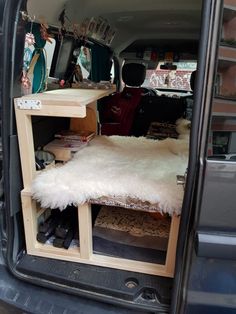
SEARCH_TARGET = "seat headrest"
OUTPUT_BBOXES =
[122,63,146,87]
[190,70,196,91]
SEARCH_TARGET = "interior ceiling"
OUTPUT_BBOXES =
[27,0,202,53]
[122,39,199,54]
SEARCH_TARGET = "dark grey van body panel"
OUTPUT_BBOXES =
[187,161,236,313]
[178,0,236,312]
[199,161,236,231]
[172,0,236,312]
[197,160,236,259]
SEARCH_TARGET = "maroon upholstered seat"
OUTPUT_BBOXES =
[100,63,146,136]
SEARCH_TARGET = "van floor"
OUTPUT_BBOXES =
[16,254,172,311]
[0,263,153,314]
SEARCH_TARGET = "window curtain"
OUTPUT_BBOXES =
[90,45,112,82]
[31,23,47,93]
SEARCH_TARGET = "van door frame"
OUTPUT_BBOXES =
[170,0,225,313]
[1,0,27,268]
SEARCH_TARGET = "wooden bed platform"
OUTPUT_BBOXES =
[15,88,181,278]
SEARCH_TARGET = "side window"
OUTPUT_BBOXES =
[44,39,56,78]
[76,46,91,79]
[208,0,236,159]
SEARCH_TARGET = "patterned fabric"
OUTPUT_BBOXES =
[94,206,170,238]
[93,206,171,251]
[90,196,162,213]
[147,121,178,140]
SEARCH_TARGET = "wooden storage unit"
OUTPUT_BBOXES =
[14,88,180,278]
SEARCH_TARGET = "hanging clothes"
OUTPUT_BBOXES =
[31,23,47,93]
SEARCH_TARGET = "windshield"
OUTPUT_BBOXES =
[143,61,197,92]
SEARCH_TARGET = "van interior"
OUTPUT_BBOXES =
[10,0,203,312]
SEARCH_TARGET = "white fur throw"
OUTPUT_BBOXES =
[32,136,189,215]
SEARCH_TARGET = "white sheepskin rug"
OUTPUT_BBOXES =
[31,136,189,215]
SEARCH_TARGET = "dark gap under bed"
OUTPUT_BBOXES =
[92,236,166,264]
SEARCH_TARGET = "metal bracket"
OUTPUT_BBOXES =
[176,175,185,186]
[16,99,42,110]
[176,169,188,189]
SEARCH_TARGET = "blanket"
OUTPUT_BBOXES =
[31,135,188,215]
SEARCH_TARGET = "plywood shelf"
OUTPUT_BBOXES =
[15,88,116,108]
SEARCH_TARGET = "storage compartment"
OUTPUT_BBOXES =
[37,206,78,249]
[34,204,170,265]
[24,196,179,276]
[92,206,170,264]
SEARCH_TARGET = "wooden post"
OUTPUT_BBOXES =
[21,192,38,254]
[15,111,36,188]
[78,203,93,260]
[164,214,180,276]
